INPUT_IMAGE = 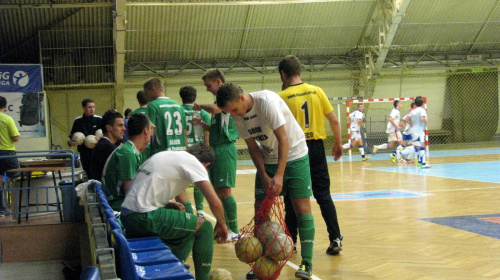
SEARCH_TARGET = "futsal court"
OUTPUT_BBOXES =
[184,146,500,279]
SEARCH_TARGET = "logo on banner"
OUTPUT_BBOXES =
[13,71,29,87]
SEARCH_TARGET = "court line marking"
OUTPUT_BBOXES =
[197,207,322,280]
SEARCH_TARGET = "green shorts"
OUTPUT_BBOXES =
[209,142,237,188]
[255,155,312,201]
[121,208,198,262]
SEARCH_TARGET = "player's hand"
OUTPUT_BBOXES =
[68,140,79,146]
[269,175,283,196]
[332,144,343,161]
[193,103,202,111]
[214,222,229,244]
[165,201,185,211]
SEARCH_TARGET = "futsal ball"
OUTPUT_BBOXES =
[235,236,263,263]
[209,268,234,280]
[84,135,98,148]
[253,256,279,280]
[265,232,294,261]
[257,221,285,246]
[95,129,103,139]
[71,132,85,145]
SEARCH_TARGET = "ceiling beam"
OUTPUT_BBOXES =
[373,0,411,75]
[125,0,375,7]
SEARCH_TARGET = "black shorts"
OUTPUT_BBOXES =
[0,150,20,178]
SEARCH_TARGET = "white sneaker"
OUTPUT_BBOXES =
[372,146,378,155]
[421,163,431,169]
[227,231,240,242]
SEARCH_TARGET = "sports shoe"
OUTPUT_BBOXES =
[326,234,343,255]
[372,146,378,155]
[196,211,204,218]
[417,162,422,167]
[246,270,257,279]
[389,153,396,164]
[226,230,240,242]
[295,261,312,279]
[362,156,371,161]
[421,163,431,169]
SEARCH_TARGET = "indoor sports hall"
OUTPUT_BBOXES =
[1,0,499,279]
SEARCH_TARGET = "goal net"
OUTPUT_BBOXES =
[342,97,429,162]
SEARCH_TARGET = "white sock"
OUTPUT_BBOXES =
[359,146,365,156]
[376,143,388,150]
[342,143,351,149]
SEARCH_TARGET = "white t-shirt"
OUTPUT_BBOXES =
[402,111,412,135]
[233,90,308,164]
[409,107,427,134]
[349,110,364,132]
[386,108,401,133]
[121,151,210,213]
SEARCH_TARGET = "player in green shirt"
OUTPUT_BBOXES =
[193,69,240,241]
[143,78,188,155]
[102,113,153,211]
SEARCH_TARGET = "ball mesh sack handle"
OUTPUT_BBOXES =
[236,193,294,280]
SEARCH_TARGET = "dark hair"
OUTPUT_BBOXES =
[136,90,148,105]
[179,86,197,104]
[202,69,225,83]
[393,100,400,108]
[415,96,424,107]
[187,143,215,166]
[124,108,132,118]
[101,110,124,131]
[0,96,6,108]
[127,113,150,138]
[82,98,94,107]
[278,55,301,77]
[410,102,415,108]
[143,78,163,93]
[216,83,243,109]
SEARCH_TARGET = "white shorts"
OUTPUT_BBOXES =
[387,131,402,142]
[350,131,362,141]
[411,132,425,146]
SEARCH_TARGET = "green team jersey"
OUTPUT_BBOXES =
[131,106,148,115]
[181,104,211,146]
[102,141,142,206]
[209,106,239,146]
[147,97,187,154]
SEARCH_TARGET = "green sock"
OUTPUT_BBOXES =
[183,201,194,215]
[193,187,204,212]
[222,196,238,233]
[298,213,315,266]
[192,220,214,280]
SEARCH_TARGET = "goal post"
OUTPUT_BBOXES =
[343,97,429,162]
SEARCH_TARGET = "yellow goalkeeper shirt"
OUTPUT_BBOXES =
[279,83,333,140]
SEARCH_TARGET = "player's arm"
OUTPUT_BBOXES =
[357,117,364,127]
[388,117,400,131]
[193,103,222,114]
[123,179,132,193]
[68,121,80,146]
[420,115,427,125]
[325,110,343,161]
[195,180,228,243]
[245,137,272,193]
[403,115,412,126]
[271,125,289,196]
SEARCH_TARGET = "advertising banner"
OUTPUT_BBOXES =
[0,64,46,138]
[0,64,43,92]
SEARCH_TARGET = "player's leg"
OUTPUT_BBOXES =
[287,156,315,278]
[283,194,298,252]
[193,187,205,217]
[210,144,239,237]
[306,140,342,255]
[357,136,370,161]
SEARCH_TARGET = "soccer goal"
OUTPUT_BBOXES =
[343,97,429,162]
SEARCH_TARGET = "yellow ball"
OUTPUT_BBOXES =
[235,236,263,263]
[253,256,279,280]
[265,232,294,261]
[209,268,234,280]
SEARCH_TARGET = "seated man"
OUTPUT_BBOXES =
[102,113,152,211]
[90,110,125,181]
[120,143,228,280]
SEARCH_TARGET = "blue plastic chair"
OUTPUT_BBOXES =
[111,229,194,280]
[80,266,100,280]
[106,214,168,253]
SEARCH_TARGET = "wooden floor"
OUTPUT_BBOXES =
[184,148,500,279]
